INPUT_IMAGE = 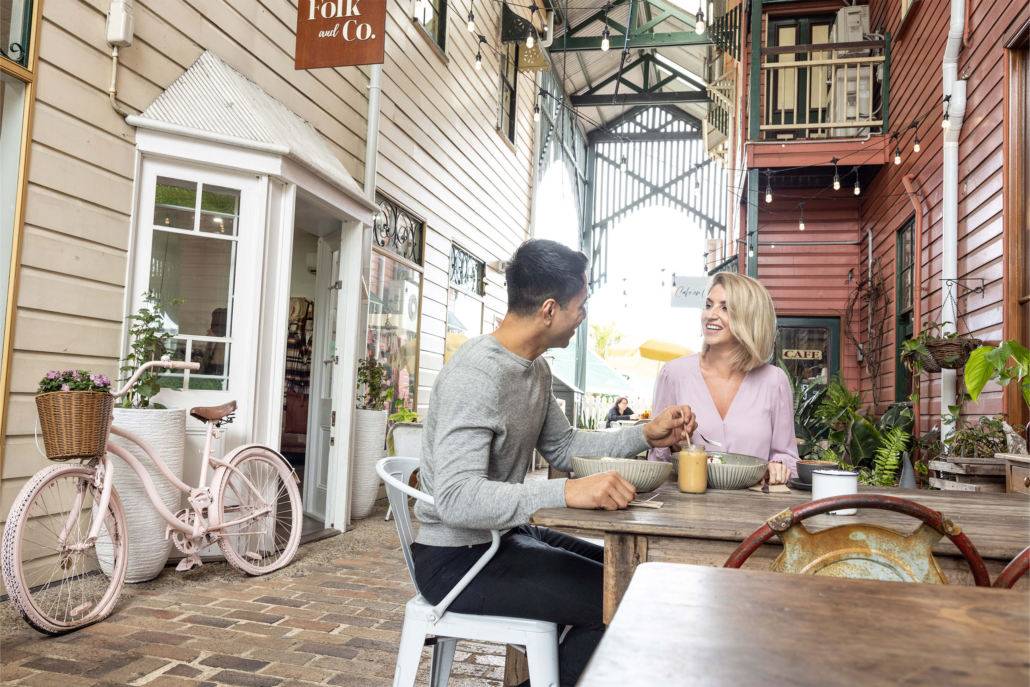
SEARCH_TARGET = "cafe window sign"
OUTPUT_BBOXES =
[295,0,387,69]
[782,349,823,361]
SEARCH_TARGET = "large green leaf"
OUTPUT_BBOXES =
[848,411,882,468]
[964,346,995,403]
[877,403,914,436]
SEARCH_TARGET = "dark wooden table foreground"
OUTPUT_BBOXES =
[578,562,1030,687]
[531,481,1030,623]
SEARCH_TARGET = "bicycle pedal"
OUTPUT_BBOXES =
[176,554,202,571]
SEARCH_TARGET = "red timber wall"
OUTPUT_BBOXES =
[860,0,1025,425]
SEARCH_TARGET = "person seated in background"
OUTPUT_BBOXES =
[411,239,697,687]
[605,396,638,428]
[648,271,799,484]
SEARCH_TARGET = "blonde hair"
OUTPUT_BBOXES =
[701,272,775,371]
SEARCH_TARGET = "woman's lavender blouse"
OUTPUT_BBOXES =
[647,354,800,477]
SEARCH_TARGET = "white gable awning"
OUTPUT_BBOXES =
[127,51,374,213]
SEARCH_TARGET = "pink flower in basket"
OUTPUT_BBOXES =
[61,384,70,391]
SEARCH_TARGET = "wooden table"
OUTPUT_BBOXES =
[530,480,1030,623]
[578,562,1030,687]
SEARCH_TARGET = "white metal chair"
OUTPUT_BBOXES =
[377,457,560,687]
[384,423,424,522]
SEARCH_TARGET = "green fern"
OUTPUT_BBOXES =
[869,427,910,486]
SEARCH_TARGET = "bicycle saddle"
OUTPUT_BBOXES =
[189,400,237,423]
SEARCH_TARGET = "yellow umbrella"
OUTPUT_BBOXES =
[637,338,694,363]
[444,332,469,363]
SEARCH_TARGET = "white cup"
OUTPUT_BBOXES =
[811,469,859,515]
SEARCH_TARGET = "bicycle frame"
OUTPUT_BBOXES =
[67,359,277,546]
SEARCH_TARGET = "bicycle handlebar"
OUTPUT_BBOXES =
[111,357,201,399]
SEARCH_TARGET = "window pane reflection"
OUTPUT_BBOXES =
[149,231,235,337]
[0,73,27,374]
[446,287,482,363]
[367,253,420,413]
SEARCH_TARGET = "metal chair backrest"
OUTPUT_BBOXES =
[376,456,502,623]
[377,456,426,594]
[725,494,991,586]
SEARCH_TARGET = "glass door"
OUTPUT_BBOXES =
[774,316,841,392]
[304,231,341,521]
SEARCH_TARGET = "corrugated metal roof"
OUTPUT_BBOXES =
[139,52,365,199]
[548,2,710,132]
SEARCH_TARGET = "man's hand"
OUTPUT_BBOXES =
[763,462,791,485]
[642,405,697,449]
[565,471,637,510]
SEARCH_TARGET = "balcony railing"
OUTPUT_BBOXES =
[757,39,890,140]
[707,254,738,276]
[704,71,735,165]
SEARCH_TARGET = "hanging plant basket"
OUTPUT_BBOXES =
[35,391,114,460]
[920,337,983,373]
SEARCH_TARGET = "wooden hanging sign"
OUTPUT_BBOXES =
[295,0,386,69]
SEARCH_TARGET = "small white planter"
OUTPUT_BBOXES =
[99,407,186,582]
[351,408,388,520]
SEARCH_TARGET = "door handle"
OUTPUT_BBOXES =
[332,411,336,427]
[329,280,342,290]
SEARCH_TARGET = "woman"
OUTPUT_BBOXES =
[605,397,638,428]
[648,272,798,483]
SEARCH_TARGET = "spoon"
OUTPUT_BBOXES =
[697,431,724,448]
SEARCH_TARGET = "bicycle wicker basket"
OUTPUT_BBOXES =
[920,338,982,373]
[35,391,114,460]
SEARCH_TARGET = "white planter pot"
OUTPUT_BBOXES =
[351,408,388,520]
[99,407,186,582]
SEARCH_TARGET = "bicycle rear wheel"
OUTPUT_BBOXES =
[211,447,302,575]
[1,463,128,634]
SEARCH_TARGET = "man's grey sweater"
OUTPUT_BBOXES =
[414,335,650,547]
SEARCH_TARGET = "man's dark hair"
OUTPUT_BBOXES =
[505,239,589,317]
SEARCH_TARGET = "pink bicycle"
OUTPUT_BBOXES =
[1,358,303,634]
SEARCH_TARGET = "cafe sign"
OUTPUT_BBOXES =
[670,276,709,309]
[783,349,823,360]
[295,0,386,69]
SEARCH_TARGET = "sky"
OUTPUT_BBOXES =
[534,164,708,356]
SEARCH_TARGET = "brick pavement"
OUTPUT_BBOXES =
[0,503,507,687]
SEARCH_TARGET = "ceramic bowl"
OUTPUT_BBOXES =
[796,460,839,485]
[570,456,672,493]
[677,452,768,490]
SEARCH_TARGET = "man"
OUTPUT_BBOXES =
[411,239,697,686]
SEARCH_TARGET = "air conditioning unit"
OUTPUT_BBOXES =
[705,238,724,272]
[829,6,870,56]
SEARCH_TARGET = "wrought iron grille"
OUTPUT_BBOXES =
[449,245,485,296]
[374,193,424,266]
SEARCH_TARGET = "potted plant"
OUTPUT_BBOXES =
[107,291,188,582]
[351,356,393,519]
[964,340,1028,454]
[901,321,982,374]
[35,370,114,460]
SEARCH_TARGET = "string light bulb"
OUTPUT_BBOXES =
[526,31,535,48]
[467,7,475,32]
[765,184,772,203]
[533,104,540,122]
[854,177,861,196]
[748,246,754,258]
[833,173,840,190]
[620,156,628,173]
[695,8,706,34]
[799,206,805,232]
[913,136,920,153]
[894,146,902,165]
[601,28,610,51]
[942,112,950,129]
[475,52,482,70]
[942,95,951,129]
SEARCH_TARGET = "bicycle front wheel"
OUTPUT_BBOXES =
[1,463,128,634]
[211,447,302,575]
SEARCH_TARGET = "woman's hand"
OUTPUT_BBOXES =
[642,405,697,448]
[764,462,791,485]
[630,414,640,420]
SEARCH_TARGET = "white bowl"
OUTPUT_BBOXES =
[570,456,672,493]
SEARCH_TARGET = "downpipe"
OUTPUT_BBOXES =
[941,0,966,439]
